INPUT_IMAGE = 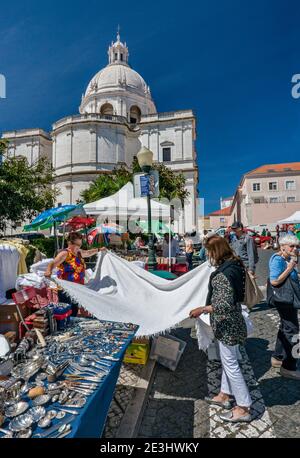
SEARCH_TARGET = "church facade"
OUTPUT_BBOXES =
[2,33,198,231]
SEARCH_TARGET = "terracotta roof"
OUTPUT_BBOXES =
[208,206,232,217]
[246,162,300,176]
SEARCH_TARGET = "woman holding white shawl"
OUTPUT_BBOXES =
[190,235,252,423]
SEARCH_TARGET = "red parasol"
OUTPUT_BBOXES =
[65,216,96,231]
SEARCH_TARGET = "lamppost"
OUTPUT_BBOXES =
[137,146,157,271]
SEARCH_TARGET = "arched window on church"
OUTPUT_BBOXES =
[100,103,114,118]
[129,105,141,124]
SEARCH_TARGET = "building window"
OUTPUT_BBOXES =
[287,196,296,203]
[100,103,114,116]
[129,105,141,124]
[252,183,261,192]
[269,182,277,191]
[162,147,171,162]
[285,180,296,190]
[220,217,225,223]
[253,197,263,204]
[115,53,117,60]
[120,53,123,61]
[270,197,279,203]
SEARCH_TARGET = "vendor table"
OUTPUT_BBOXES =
[0,318,138,439]
[64,336,131,438]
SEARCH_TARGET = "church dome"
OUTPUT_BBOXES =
[84,64,151,99]
[79,31,156,117]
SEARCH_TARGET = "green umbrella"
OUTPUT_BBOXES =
[136,220,174,236]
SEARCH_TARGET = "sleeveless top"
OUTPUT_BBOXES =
[57,249,86,284]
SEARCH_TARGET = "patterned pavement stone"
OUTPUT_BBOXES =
[104,249,300,438]
[137,249,300,438]
[103,363,144,438]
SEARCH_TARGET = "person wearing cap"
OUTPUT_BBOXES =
[230,222,258,275]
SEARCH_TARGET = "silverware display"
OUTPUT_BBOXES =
[0,318,138,439]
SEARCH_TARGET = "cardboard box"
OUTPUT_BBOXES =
[124,338,150,365]
[0,303,29,336]
[150,334,187,371]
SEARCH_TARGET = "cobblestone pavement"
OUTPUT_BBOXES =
[103,363,144,438]
[138,249,300,438]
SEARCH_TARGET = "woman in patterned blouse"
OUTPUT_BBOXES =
[190,235,252,423]
[45,231,106,315]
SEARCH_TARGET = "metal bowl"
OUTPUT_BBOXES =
[38,416,52,428]
[32,394,51,406]
[9,413,33,432]
[5,401,29,418]
[46,410,57,420]
[27,406,46,422]
[16,428,32,438]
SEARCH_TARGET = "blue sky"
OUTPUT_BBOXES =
[1,0,300,213]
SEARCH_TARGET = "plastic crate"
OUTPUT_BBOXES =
[150,334,187,371]
[124,338,150,365]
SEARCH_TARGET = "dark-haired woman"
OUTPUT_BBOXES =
[190,235,252,423]
[45,232,106,315]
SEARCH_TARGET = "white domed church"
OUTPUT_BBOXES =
[3,32,198,231]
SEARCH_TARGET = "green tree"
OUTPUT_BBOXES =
[0,140,59,233]
[80,157,189,204]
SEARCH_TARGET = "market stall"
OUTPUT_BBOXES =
[0,317,138,438]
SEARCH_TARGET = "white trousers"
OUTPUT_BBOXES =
[218,340,252,408]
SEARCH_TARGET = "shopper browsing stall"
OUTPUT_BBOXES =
[189,235,252,423]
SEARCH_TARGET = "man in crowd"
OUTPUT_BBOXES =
[230,221,258,274]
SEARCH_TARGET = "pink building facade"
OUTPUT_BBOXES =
[207,163,300,230]
[229,163,300,227]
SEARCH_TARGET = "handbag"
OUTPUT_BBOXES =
[244,270,264,309]
[267,276,295,307]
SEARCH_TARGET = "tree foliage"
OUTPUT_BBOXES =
[80,157,189,204]
[0,140,59,233]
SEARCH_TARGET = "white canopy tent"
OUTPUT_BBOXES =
[278,211,300,224]
[83,182,176,221]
